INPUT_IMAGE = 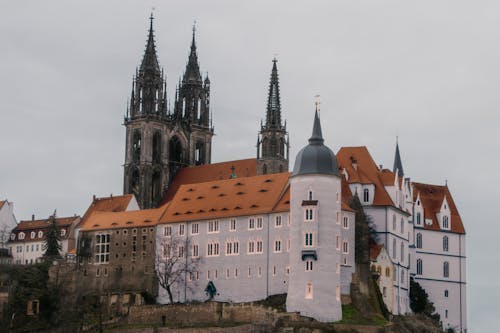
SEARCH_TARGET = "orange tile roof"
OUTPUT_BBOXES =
[370,240,384,260]
[160,158,257,205]
[80,204,168,232]
[337,146,394,206]
[0,200,6,210]
[160,172,290,223]
[272,185,290,213]
[412,182,465,234]
[79,194,135,228]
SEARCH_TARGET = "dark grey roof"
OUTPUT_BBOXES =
[393,140,404,178]
[292,110,339,177]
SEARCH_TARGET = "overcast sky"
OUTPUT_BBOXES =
[0,1,498,330]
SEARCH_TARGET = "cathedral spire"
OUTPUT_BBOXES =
[393,138,404,177]
[183,23,202,83]
[140,13,160,75]
[265,58,282,129]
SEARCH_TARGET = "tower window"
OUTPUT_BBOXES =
[444,290,449,297]
[443,261,449,278]
[304,233,313,247]
[305,283,313,299]
[308,190,313,200]
[132,130,141,162]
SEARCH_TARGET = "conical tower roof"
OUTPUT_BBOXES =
[266,59,282,128]
[183,26,202,83]
[139,14,161,75]
[393,139,404,178]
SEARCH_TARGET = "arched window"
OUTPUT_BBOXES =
[31,231,35,239]
[168,136,183,180]
[151,170,162,206]
[443,236,449,252]
[132,130,141,162]
[443,261,449,278]
[363,188,369,202]
[152,132,162,163]
[416,259,423,275]
[279,138,286,158]
[442,216,449,229]
[416,212,421,225]
[38,231,43,238]
[130,169,140,197]
[195,142,204,165]
[416,233,422,249]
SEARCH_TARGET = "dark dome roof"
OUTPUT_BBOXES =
[292,111,339,177]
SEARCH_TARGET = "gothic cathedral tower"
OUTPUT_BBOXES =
[257,59,289,175]
[124,16,213,209]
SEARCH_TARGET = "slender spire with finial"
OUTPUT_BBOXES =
[183,21,202,83]
[139,13,160,73]
[265,58,282,129]
[393,137,404,178]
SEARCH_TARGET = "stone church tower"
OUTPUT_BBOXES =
[124,16,213,209]
[256,59,289,174]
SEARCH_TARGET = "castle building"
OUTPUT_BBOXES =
[410,182,467,332]
[8,215,80,265]
[123,16,213,209]
[75,16,466,330]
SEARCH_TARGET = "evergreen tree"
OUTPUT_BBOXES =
[43,213,62,259]
[410,277,440,322]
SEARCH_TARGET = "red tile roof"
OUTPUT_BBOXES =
[79,194,135,229]
[12,216,80,241]
[161,159,257,204]
[160,172,290,223]
[370,241,384,261]
[337,146,394,206]
[412,182,465,234]
[80,204,168,232]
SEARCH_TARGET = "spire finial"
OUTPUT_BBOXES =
[314,94,321,114]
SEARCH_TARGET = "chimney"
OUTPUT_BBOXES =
[32,214,35,221]
[379,164,383,170]
[93,194,96,201]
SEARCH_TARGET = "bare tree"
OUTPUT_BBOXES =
[155,234,200,304]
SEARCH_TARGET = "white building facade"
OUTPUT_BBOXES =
[0,200,17,249]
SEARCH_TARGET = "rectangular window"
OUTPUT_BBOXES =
[230,219,236,231]
[336,235,340,250]
[248,241,255,254]
[207,242,220,256]
[336,211,340,224]
[208,220,219,233]
[305,233,313,247]
[305,208,314,221]
[192,244,199,257]
[226,268,230,279]
[248,218,255,230]
[179,224,185,236]
[95,234,110,264]
[305,283,313,299]
[257,240,263,253]
[164,226,172,236]
[178,246,184,257]
[287,239,291,252]
[275,215,282,227]
[342,241,349,254]
[257,217,263,229]
[274,240,282,253]
[305,260,313,271]
[191,223,199,235]
[226,241,232,255]
[258,266,262,277]
[343,216,349,229]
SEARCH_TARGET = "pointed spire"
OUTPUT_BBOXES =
[393,137,404,177]
[265,58,282,129]
[140,13,160,74]
[309,109,324,145]
[183,22,202,83]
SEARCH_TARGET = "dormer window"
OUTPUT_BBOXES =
[60,229,66,237]
[38,231,43,238]
[363,189,369,203]
[10,233,15,240]
[442,216,449,229]
[19,232,25,240]
[31,231,35,239]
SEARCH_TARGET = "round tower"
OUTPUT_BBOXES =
[286,109,343,322]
